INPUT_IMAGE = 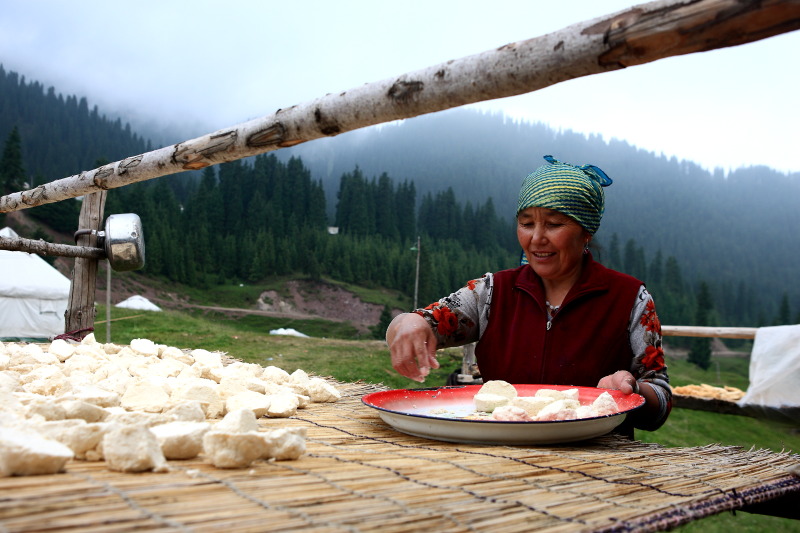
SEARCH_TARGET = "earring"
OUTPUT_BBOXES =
[583,242,590,254]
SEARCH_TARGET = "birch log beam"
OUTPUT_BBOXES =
[1,0,798,214]
[661,325,758,339]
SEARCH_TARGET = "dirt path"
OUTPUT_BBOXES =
[152,300,331,321]
[95,271,385,333]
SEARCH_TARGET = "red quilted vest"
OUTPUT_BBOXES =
[474,255,643,387]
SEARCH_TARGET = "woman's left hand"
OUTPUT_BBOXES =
[597,370,638,395]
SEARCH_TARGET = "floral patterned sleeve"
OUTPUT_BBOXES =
[413,273,495,348]
[628,286,672,431]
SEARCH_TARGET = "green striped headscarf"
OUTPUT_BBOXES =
[516,155,613,235]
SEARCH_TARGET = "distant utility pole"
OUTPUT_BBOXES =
[412,236,421,310]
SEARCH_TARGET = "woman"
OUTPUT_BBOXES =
[386,155,671,432]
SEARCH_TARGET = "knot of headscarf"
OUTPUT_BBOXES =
[516,155,613,235]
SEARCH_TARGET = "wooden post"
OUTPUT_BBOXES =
[63,191,107,340]
[106,262,112,343]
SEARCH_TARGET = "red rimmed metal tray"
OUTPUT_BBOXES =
[362,383,644,445]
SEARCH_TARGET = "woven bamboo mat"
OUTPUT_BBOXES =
[1,381,798,533]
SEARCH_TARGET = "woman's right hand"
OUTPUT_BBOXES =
[385,312,439,382]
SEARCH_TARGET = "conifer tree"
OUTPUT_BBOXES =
[335,167,372,236]
[218,159,247,236]
[462,201,477,243]
[607,233,622,271]
[374,172,399,240]
[371,305,394,339]
[308,179,328,228]
[307,252,322,281]
[0,126,25,194]
[395,180,417,241]
[649,249,664,285]
[623,238,646,280]
[416,237,435,307]
[664,256,684,294]
[474,198,498,250]
[437,187,461,240]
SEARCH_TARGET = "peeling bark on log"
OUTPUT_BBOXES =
[1,0,798,213]
[64,191,107,338]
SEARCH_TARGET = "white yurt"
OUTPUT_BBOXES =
[0,227,71,340]
[115,295,162,312]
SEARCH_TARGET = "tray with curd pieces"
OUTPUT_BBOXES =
[362,381,645,445]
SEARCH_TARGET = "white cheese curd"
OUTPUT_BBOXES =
[129,338,159,357]
[534,388,566,400]
[47,339,76,362]
[226,391,271,418]
[59,399,109,422]
[190,349,223,369]
[120,378,171,413]
[266,392,300,418]
[535,399,580,421]
[510,396,554,417]
[260,427,307,460]
[561,388,580,401]
[164,400,208,422]
[170,379,224,419]
[307,377,341,403]
[473,393,511,413]
[262,365,291,384]
[34,419,108,460]
[202,431,265,469]
[591,391,619,416]
[491,405,534,422]
[0,427,74,476]
[151,421,210,460]
[102,424,169,473]
[477,380,518,400]
[215,408,259,434]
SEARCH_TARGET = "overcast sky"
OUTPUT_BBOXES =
[1,0,798,173]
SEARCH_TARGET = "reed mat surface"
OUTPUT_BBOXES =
[1,381,798,532]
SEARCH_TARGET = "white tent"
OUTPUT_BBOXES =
[116,295,161,312]
[0,227,71,339]
[739,324,800,422]
[269,328,309,338]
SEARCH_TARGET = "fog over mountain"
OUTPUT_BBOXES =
[275,108,800,314]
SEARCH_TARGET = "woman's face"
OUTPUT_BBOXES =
[517,207,590,285]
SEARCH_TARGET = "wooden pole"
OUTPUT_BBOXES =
[63,191,107,340]
[0,0,798,214]
[106,261,111,343]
